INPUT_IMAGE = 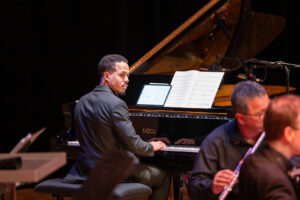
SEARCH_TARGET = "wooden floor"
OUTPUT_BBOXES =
[2,180,189,200]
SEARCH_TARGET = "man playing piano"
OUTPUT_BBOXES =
[187,80,270,200]
[63,54,170,200]
[239,94,300,200]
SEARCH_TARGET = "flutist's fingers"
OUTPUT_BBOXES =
[212,169,235,194]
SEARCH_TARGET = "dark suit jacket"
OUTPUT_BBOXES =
[65,85,154,181]
[239,145,297,200]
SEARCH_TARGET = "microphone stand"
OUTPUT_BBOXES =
[215,13,299,92]
[284,66,290,94]
[247,59,300,94]
[215,14,256,81]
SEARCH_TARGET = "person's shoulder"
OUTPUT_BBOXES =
[202,120,231,143]
[290,155,300,168]
[243,152,281,177]
[240,154,290,199]
[97,90,127,111]
[244,149,269,164]
[243,153,260,168]
[93,85,124,104]
[76,86,124,110]
[241,155,265,180]
[241,154,296,200]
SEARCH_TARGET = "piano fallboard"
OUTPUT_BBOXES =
[128,108,231,144]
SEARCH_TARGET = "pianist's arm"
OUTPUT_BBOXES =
[112,101,154,157]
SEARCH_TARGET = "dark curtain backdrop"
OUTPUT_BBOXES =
[1,0,300,152]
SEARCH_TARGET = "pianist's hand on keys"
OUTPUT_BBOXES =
[160,144,200,153]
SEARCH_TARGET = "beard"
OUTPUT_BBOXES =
[116,91,126,96]
[110,82,127,96]
[117,83,127,96]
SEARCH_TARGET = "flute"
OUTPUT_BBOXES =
[218,132,265,200]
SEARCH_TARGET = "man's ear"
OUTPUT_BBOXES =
[103,72,110,81]
[283,126,294,143]
[235,113,246,125]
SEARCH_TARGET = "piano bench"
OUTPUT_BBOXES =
[34,178,152,200]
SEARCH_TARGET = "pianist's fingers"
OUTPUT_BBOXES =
[174,138,195,145]
[148,137,171,144]
[150,141,167,151]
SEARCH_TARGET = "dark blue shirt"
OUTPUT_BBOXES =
[187,119,254,200]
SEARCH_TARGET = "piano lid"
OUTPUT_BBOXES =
[129,0,285,75]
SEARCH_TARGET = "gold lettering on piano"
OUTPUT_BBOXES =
[142,128,157,135]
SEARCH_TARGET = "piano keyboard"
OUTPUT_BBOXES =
[67,141,200,153]
[160,145,200,153]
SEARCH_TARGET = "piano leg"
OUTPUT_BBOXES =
[172,171,183,200]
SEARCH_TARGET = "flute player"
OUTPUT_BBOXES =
[187,80,269,200]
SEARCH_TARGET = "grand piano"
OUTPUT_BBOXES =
[57,0,289,199]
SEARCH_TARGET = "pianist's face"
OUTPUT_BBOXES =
[105,61,129,96]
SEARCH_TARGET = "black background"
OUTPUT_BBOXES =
[1,0,300,152]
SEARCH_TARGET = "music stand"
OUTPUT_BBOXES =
[10,127,46,154]
[1,127,46,200]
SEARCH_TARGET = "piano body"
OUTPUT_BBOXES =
[122,0,285,164]
[57,0,287,199]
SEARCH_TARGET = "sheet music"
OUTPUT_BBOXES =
[164,70,224,108]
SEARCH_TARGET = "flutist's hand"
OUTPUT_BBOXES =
[212,169,235,194]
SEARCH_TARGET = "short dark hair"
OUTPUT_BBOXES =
[231,80,267,115]
[264,94,300,141]
[97,54,128,77]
